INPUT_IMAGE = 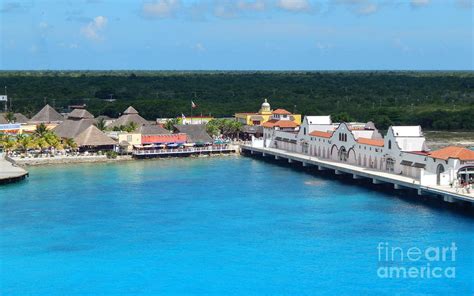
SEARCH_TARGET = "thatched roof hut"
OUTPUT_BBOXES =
[108,106,148,128]
[138,124,170,135]
[74,125,116,147]
[29,104,64,123]
[53,108,114,148]
[174,124,213,144]
[68,109,94,119]
[0,113,29,124]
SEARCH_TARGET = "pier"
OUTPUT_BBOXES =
[0,154,28,185]
[241,144,474,206]
[133,145,238,158]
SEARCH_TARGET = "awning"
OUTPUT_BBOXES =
[412,163,426,168]
[400,160,413,166]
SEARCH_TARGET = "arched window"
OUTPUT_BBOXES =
[388,140,392,150]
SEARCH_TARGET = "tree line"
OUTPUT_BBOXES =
[0,71,473,130]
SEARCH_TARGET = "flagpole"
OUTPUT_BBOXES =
[190,102,192,125]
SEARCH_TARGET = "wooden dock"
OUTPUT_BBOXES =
[241,145,474,206]
[0,154,29,185]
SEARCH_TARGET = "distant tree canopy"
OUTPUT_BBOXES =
[1,71,473,130]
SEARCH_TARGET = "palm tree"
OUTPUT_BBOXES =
[64,138,78,151]
[34,123,48,137]
[95,118,107,131]
[5,112,16,123]
[125,121,138,133]
[164,118,178,131]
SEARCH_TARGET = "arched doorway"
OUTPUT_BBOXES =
[338,146,348,162]
[436,164,445,185]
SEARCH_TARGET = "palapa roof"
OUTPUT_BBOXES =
[68,109,94,119]
[74,125,116,147]
[53,118,95,139]
[109,106,148,128]
[174,124,213,144]
[124,106,139,114]
[29,104,64,123]
[0,113,29,124]
[138,124,170,135]
[429,146,474,161]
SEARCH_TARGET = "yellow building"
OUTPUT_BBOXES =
[235,99,301,126]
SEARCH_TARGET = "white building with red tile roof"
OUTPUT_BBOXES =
[258,115,474,187]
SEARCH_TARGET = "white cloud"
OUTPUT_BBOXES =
[410,0,430,8]
[142,0,180,18]
[277,0,311,12]
[332,0,378,16]
[80,16,108,41]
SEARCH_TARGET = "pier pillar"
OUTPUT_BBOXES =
[353,174,363,180]
[302,162,309,167]
[250,150,254,155]
[262,153,267,157]
[275,155,280,160]
[288,158,293,163]
[417,189,423,195]
[372,179,383,184]
[443,195,454,203]
[318,166,327,171]
[335,170,343,175]
[394,184,403,190]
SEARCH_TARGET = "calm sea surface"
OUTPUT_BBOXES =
[1,156,473,295]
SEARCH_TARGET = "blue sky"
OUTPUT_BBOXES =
[0,0,472,70]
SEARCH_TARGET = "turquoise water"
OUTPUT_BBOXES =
[0,156,473,295]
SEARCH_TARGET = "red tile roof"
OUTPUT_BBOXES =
[272,109,292,115]
[357,137,384,147]
[262,119,298,128]
[429,146,474,161]
[308,130,333,138]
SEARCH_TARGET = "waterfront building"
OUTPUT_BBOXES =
[174,124,213,146]
[28,104,64,124]
[177,115,214,125]
[0,113,29,125]
[260,114,474,188]
[53,108,116,151]
[235,99,302,126]
[139,124,187,149]
[19,104,64,133]
[108,106,149,129]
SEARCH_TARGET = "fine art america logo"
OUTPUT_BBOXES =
[377,242,457,279]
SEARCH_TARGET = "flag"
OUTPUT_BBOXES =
[191,101,197,109]
[181,113,186,119]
